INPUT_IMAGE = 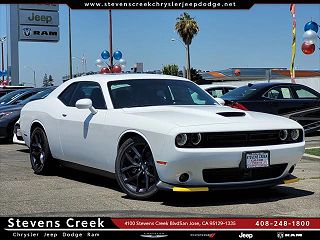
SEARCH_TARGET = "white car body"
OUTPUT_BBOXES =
[20,74,305,196]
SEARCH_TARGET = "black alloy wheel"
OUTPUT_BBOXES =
[115,137,159,199]
[30,127,54,174]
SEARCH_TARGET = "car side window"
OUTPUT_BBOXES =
[207,88,224,98]
[292,86,319,99]
[69,81,107,109]
[264,86,293,99]
[58,82,78,106]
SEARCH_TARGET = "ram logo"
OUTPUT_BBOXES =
[22,28,32,37]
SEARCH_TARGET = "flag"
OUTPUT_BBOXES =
[290,4,296,83]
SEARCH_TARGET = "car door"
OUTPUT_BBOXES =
[58,81,109,170]
[290,85,320,110]
[261,85,297,115]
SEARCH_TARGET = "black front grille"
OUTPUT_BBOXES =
[196,130,303,148]
[203,164,288,183]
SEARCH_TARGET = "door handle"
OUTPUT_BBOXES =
[62,114,67,117]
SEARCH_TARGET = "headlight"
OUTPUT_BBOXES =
[0,112,13,120]
[191,133,202,145]
[279,129,288,141]
[290,129,300,141]
[176,133,188,146]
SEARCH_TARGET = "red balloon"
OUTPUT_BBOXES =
[234,69,241,76]
[100,67,110,74]
[112,65,122,73]
[301,42,315,55]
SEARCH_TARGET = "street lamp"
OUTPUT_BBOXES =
[24,66,36,87]
[171,38,190,79]
[0,36,6,82]
[72,55,87,75]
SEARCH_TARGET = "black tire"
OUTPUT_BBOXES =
[5,123,14,144]
[115,137,159,199]
[30,127,54,174]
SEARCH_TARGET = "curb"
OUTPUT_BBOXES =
[303,153,320,161]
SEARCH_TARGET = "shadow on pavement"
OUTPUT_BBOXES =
[147,186,315,207]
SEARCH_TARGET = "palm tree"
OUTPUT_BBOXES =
[175,12,199,80]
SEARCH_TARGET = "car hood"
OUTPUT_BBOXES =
[121,105,296,128]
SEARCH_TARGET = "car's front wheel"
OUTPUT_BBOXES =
[30,127,54,174]
[115,137,159,199]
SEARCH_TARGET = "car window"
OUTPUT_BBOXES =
[58,83,78,106]
[69,81,107,109]
[224,87,236,94]
[0,89,26,104]
[264,86,293,99]
[222,85,257,100]
[207,88,224,98]
[292,86,319,99]
[11,92,35,104]
[108,79,217,109]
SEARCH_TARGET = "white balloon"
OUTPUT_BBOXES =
[119,58,126,68]
[303,30,318,44]
[95,59,106,68]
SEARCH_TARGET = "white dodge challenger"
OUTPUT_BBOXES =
[20,74,305,199]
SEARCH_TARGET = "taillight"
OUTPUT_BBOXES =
[228,102,248,111]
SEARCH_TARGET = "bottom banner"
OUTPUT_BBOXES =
[2,230,320,240]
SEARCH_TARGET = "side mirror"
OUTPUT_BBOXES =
[215,97,225,106]
[75,98,98,115]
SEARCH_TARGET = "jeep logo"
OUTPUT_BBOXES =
[239,232,253,239]
[28,13,52,24]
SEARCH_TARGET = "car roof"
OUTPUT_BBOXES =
[199,84,237,89]
[66,73,189,84]
[246,82,300,88]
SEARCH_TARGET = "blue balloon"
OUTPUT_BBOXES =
[304,21,318,33]
[101,50,110,60]
[113,51,122,60]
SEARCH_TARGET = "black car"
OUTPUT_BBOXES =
[221,82,320,133]
[0,86,33,98]
[0,88,55,143]
[0,88,44,106]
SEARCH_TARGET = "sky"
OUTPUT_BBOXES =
[0,4,320,86]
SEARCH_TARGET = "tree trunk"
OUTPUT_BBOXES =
[186,44,191,80]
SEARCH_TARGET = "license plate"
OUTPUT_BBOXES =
[245,151,269,168]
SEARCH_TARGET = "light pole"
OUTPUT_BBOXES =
[0,36,6,82]
[72,55,86,75]
[171,38,190,79]
[68,7,73,79]
[24,66,36,87]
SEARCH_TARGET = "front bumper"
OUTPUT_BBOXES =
[157,174,300,192]
[155,142,305,186]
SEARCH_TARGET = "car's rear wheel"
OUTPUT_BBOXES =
[115,137,159,199]
[30,127,54,174]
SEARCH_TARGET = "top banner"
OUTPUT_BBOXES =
[0,0,319,10]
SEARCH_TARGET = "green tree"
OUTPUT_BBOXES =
[175,12,199,80]
[48,75,54,86]
[42,73,48,87]
[43,74,54,87]
[162,64,179,76]
[190,68,206,84]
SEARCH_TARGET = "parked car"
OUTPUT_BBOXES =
[0,86,33,98]
[221,82,320,133]
[0,88,55,143]
[20,74,304,199]
[199,84,237,98]
[0,88,43,106]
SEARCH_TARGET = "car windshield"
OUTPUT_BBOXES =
[222,85,258,100]
[0,89,28,105]
[108,79,218,109]
[19,88,55,105]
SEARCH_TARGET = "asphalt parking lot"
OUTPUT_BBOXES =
[0,135,319,218]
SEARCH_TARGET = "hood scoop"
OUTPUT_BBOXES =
[216,112,246,117]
